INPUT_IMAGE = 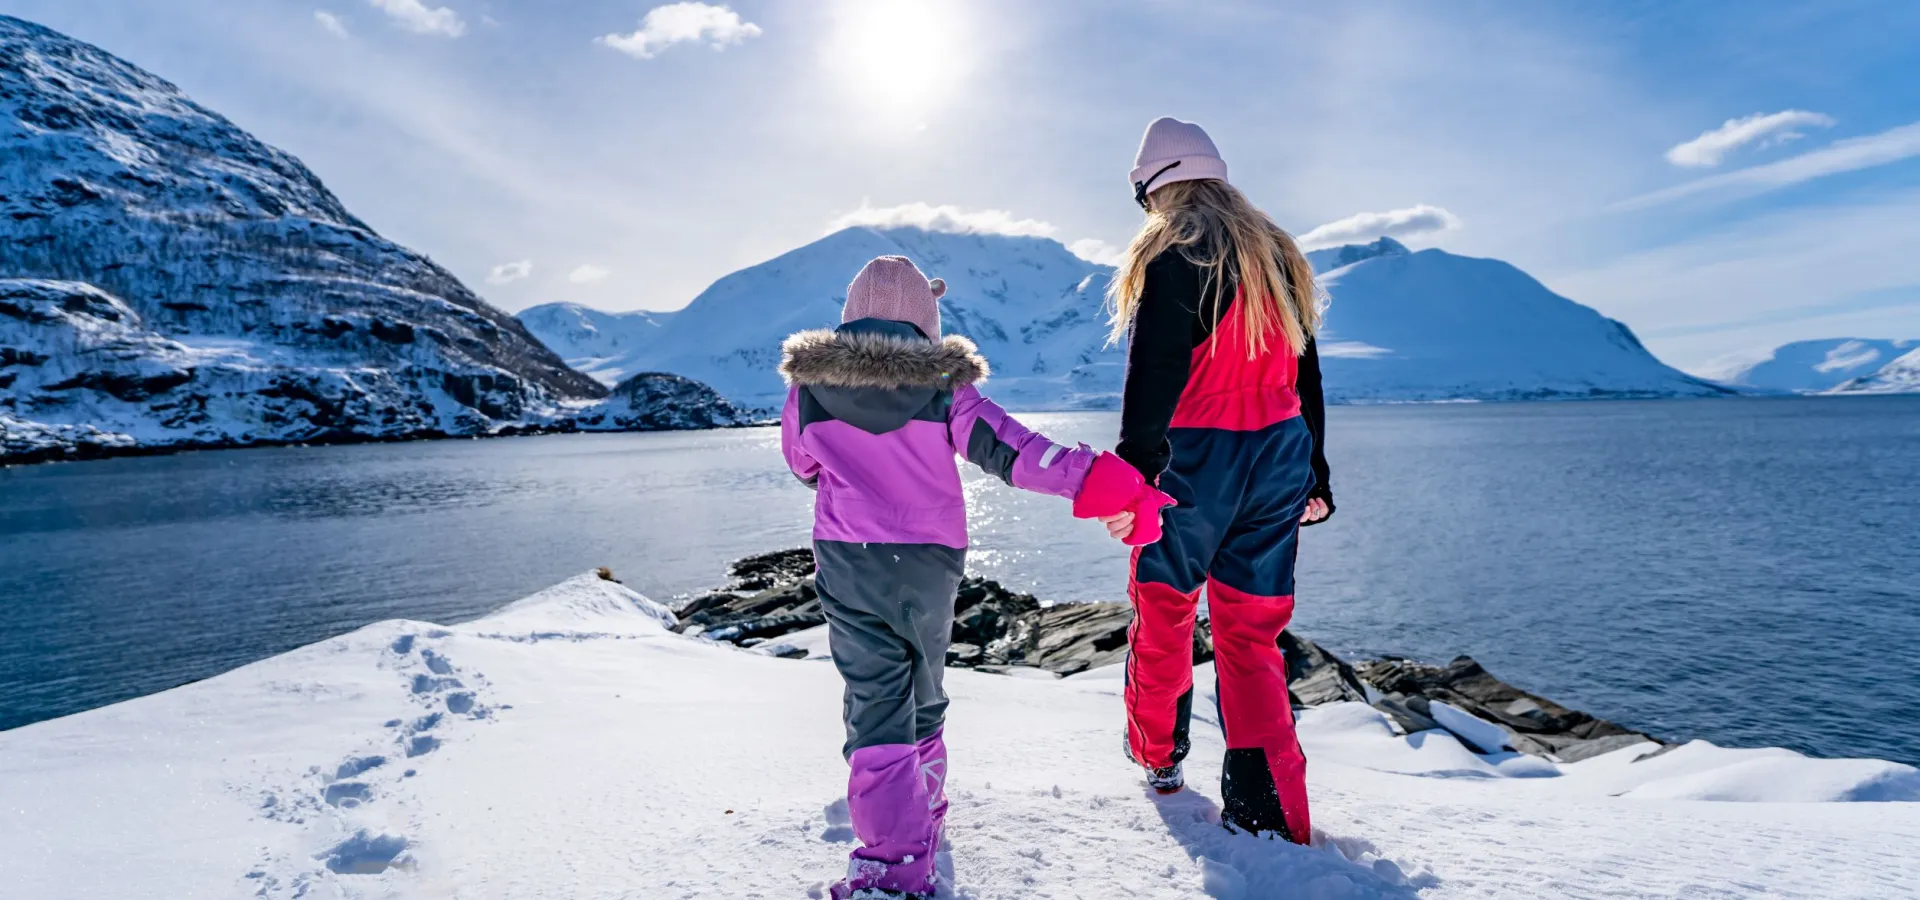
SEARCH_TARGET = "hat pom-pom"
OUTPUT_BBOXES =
[928,277,946,299]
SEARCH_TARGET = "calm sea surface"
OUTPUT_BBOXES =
[3,397,1916,764]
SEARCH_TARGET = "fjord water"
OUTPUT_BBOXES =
[2,397,1916,764]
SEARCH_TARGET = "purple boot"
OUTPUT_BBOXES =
[832,744,938,899]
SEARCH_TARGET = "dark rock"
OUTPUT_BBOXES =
[1356,655,1661,759]
[725,549,816,592]
[1280,630,1367,706]
[680,549,1665,763]
[946,643,983,667]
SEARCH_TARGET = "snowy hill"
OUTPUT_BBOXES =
[1696,338,1919,394]
[1832,346,1920,394]
[526,230,1726,410]
[514,302,676,386]
[0,16,740,463]
[523,226,1117,411]
[3,570,1915,899]
[1306,239,1731,401]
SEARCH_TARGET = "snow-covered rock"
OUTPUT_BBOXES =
[529,228,1728,410]
[0,16,739,463]
[1696,338,1918,393]
[515,302,676,386]
[3,570,1915,899]
[1830,346,1920,395]
[569,371,757,431]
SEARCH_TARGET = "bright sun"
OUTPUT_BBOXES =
[827,0,970,116]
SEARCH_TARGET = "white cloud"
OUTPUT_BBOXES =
[1665,110,1835,168]
[569,264,611,284]
[314,10,350,38]
[1619,121,1920,210]
[486,260,532,284]
[598,3,762,59]
[1297,204,1463,250]
[1068,238,1126,267]
[366,0,464,38]
[827,202,1057,238]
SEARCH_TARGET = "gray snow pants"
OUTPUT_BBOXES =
[814,540,965,758]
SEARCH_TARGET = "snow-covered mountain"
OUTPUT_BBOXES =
[5,570,1914,898]
[525,230,1727,409]
[1832,346,1920,394]
[1696,338,1919,395]
[1306,238,1730,401]
[513,302,676,386]
[0,16,740,463]
[524,226,1118,411]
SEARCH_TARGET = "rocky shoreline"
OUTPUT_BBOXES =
[669,549,1663,765]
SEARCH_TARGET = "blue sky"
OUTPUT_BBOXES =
[8,0,1920,369]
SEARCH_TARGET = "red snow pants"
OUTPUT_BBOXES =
[1125,416,1317,843]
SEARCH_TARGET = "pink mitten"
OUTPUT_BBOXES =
[1072,452,1146,519]
[1123,484,1177,546]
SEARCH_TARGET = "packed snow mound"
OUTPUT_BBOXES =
[1830,346,1920,395]
[4,573,1916,899]
[0,16,761,462]
[535,227,1726,410]
[1696,338,1918,393]
[516,302,676,386]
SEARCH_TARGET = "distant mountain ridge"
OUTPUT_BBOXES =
[1698,338,1919,395]
[522,232,1728,409]
[0,15,742,462]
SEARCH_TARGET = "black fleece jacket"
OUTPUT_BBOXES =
[1115,246,1334,522]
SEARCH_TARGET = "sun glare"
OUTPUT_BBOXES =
[827,0,969,116]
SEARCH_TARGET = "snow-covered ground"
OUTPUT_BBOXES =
[5,573,1915,900]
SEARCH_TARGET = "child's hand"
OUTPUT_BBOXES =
[1098,511,1135,541]
[1299,497,1330,525]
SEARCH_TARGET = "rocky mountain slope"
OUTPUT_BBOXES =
[513,302,676,387]
[523,230,1728,410]
[0,15,739,463]
[1696,338,1918,394]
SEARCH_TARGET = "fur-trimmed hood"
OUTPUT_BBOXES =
[780,325,989,389]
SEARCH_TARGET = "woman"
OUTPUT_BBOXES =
[1101,117,1334,844]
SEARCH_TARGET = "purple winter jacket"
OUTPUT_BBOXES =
[780,318,1097,549]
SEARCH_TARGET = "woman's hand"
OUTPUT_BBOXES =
[1098,510,1136,541]
[1299,497,1330,525]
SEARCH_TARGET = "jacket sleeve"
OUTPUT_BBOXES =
[780,386,821,489]
[1115,251,1201,483]
[1297,337,1335,522]
[948,383,1095,499]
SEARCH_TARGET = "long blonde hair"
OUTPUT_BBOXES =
[1106,179,1321,357]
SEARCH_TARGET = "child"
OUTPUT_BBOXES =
[780,256,1171,899]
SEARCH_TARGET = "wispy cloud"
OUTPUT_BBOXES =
[486,260,532,284]
[314,10,350,38]
[598,2,762,59]
[1666,110,1835,168]
[1068,238,1125,266]
[1297,204,1462,250]
[367,0,464,38]
[1619,121,1920,210]
[569,264,611,284]
[827,202,1058,238]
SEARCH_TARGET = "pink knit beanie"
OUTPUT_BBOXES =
[1130,117,1228,199]
[843,255,946,340]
